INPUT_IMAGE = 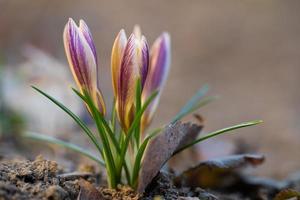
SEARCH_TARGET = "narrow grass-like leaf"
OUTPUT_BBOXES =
[24,131,105,166]
[78,89,131,186]
[81,89,117,188]
[190,95,218,113]
[31,86,103,155]
[120,90,159,156]
[95,110,131,184]
[111,99,117,133]
[131,128,161,188]
[134,79,142,147]
[174,120,263,155]
[72,88,120,153]
[118,90,159,184]
[131,136,151,187]
[72,87,131,185]
[145,127,163,138]
[171,85,211,123]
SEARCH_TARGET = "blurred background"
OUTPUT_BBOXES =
[1,0,300,179]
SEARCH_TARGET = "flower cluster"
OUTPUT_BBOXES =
[30,18,261,190]
[64,19,170,134]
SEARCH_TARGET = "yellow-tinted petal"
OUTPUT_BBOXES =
[95,89,106,115]
[113,27,150,132]
[117,34,139,131]
[111,29,127,98]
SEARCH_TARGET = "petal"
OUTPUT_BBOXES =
[115,28,150,131]
[133,25,149,86]
[79,19,98,65]
[95,89,106,115]
[63,18,106,114]
[117,34,139,130]
[137,35,149,88]
[63,18,97,90]
[64,19,85,87]
[117,32,151,131]
[141,32,171,131]
[111,29,127,97]
[133,25,142,40]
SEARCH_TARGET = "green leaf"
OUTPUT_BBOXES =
[76,89,131,187]
[79,89,117,188]
[131,128,161,188]
[171,85,213,123]
[190,95,218,113]
[174,120,263,155]
[118,90,159,185]
[72,88,120,153]
[131,136,151,187]
[24,131,105,166]
[145,127,163,138]
[110,99,117,133]
[134,79,142,147]
[31,86,103,155]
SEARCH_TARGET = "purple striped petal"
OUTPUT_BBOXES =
[138,36,149,88]
[141,32,171,131]
[64,18,95,88]
[133,25,149,87]
[116,33,150,131]
[63,18,106,114]
[117,34,139,130]
[79,20,98,65]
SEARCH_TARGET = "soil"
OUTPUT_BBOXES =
[0,156,299,200]
[0,156,96,200]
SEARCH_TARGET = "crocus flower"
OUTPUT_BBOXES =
[111,26,149,131]
[63,18,106,114]
[141,33,171,131]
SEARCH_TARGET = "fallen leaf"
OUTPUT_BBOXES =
[176,122,203,151]
[169,139,236,173]
[77,179,104,200]
[174,154,265,188]
[274,189,300,200]
[137,121,202,193]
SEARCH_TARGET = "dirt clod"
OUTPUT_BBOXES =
[99,185,139,200]
[45,185,68,200]
[0,156,86,200]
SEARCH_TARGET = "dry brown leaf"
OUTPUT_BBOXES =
[274,189,300,200]
[137,121,202,193]
[168,121,203,172]
[174,154,265,188]
[176,123,203,151]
